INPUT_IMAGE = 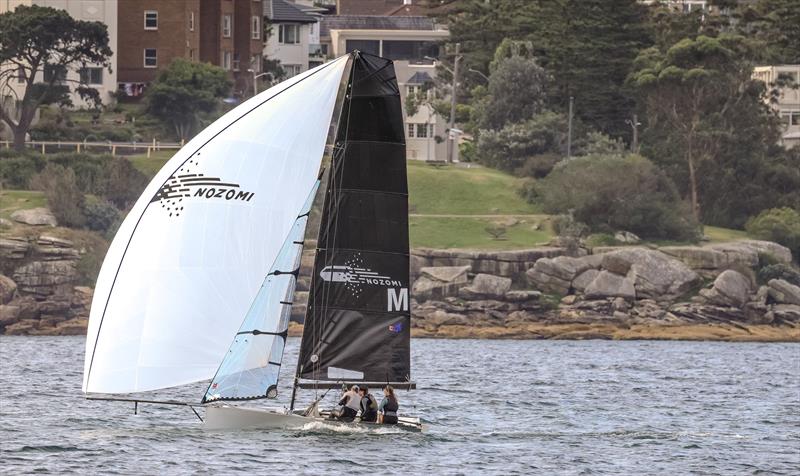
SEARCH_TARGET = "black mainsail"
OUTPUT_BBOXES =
[296,52,411,388]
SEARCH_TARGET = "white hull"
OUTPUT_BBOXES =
[204,405,422,431]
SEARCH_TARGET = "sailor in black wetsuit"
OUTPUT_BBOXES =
[378,385,399,425]
[358,386,379,423]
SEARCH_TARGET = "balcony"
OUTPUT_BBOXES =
[309,43,327,59]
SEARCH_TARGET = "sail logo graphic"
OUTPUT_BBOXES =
[319,265,402,287]
[151,172,254,217]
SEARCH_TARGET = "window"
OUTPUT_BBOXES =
[416,123,429,138]
[222,15,232,38]
[278,24,300,44]
[43,64,67,83]
[79,67,103,85]
[251,54,261,72]
[189,48,195,60]
[781,111,800,127]
[144,11,158,30]
[406,85,421,96]
[345,39,379,55]
[407,123,415,138]
[233,53,240,71]
[382,40,439,63]
[189,11,194,31]
[144,48,157,68]
[222,51,232,70]
[283,64,301,77]
[251,16,260,39]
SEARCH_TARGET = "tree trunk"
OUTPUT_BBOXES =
[687,147,699,221]
[13,127,26,151]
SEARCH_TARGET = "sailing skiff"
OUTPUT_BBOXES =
[82,52,420,431]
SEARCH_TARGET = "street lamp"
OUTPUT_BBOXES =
[468,68,489,83]
[248,69,274,96]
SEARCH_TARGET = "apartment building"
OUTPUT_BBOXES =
[321,14,449,161]
[0,0,118,107]
[116,0,199,98]
[200,0,264,96]
[754,65,800,149]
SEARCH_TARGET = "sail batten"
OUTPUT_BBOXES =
[83,57,349,394]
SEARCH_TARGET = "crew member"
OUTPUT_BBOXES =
[378,385,399,425]
[359,386,379,423]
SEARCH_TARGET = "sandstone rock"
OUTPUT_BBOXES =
[0,237,30,262]
[534,256,594,282]
[660,246,729,270]
[12,260,76,294]
[0,218,11,227]
[612,297,630,312]
[423,310,470,327]
[526,268,570,294]
[10,208,57,226]
[412,247,567,284]
[767,279,800,305]
[55,318,89,336]
[736,240,792,264]
[413,265,470,301]
[601,248,699,300]
[705,240,792,269]
[584,271,636,300]
[458,273,512,300]
[36,235,79,260]
[768,304,800,324]
[705,270,752,307]
[572,269,599,293]
[505,290,541,302]
[0,275,16,304]
[614,231,640,244]
[0,305,21,325]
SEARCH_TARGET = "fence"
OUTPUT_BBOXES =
[0,139,184,157]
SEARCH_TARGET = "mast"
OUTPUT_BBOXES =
[293,52,412,407]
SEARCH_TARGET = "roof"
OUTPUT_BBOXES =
[407,71,433,84]
[336,0,452,16]
[268,0,317,23]
[320,15,437,37]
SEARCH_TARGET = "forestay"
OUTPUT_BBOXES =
[83,57,349,394]
[202,181,319,403]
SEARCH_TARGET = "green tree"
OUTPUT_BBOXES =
[738,0,800,64]
[476,111,568,174]
[475,51,549,130]
[0,5,112,150]
[145,58,231,140]
[628,34,761,220]
[746,207,800,257]
[534,154,699,241]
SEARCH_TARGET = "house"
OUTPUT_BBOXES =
[321,14,449,161]
[0,0,118,108]
[264,0,317,78]
[753,65,800,149]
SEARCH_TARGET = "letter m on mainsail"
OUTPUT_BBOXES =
[387,288,408,312]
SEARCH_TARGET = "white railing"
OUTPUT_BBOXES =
[0,139,184,157]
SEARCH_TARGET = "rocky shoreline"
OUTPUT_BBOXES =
[2,215,799,341]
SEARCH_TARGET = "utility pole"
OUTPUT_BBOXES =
[566,96,574,158]
[626,114,640,153]
[447,43,461,164]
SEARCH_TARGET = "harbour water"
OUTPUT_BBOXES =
[1,336,798,475]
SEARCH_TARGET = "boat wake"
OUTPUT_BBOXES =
[299,421,405,435]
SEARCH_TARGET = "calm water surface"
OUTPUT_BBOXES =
[1,337,798,475]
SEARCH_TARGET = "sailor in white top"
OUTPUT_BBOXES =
[336,385,362,421]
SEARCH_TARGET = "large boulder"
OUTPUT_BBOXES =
[10,208,57,226]
[12,260,77,295]
[700,270,752,307]
[526,255,601,294]
[412,265,470,301]
[660,246,729,271]
[601,248,699,300]
[459,273,512,300]
[572,269,600,293]
[0,304,21,326]
[584,271,636,300]
[614,231,640,244]
[0,275,16,304]
[767,279,800,305]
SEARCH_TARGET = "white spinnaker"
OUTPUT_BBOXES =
[83,56,348,394]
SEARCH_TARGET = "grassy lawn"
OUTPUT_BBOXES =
[0,190,46,220]
[128,150,175,177]
[410,216,552,249]
[704,225,750,243]
[408,162,540,215]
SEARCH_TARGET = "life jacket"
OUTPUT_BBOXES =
[382,396,399,416]
[361,394,378,421]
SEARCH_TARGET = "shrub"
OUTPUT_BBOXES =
[101,157,148,209]
[535,154,700,241]
[48,152,109,194]
[83,196,121,233]
[745,207,800,258]
[758,263,800,286]
[0,151,46,188]
[30,164,86,227]
[477,112,568,173]
[585,233,618,247]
